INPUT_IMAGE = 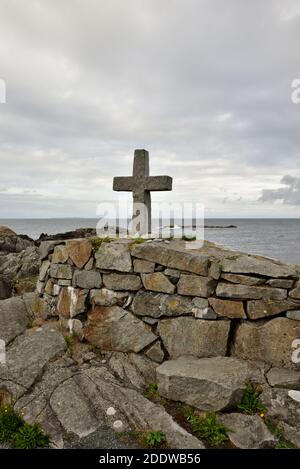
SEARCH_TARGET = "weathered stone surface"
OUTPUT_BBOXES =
[132,291,193,318]
[221,273,265,286]
[52,245,68,264]
[177,274,216,297]
[0,226,34,254]
[0,297,31,344]
[39,240,60,260]
[157,356,265,411]
[192,306,217,319]
[260,387,300,447]
[84,257,94,271]
[66,239,92,269]
[31,295,50,319]
[57,279,71,286]
[131,242,209,275]
[145,341,165,363]
[103,273,141,291]
[133,259,155,273]
[247,299,300,319]
[90,288,131,307]
[0,324,66,390]
[84,306,157,352]
[158,317,230,358]
[233,318,300,368]
[50,263,72,280]
[108,352,157,390]
[266,367,300,390]
[208,297,246,318]
[50,378,98,438]
[287,310,300,320]
[216,282,287,300]
[39,260,50,281]
[164,268,181,278]
[267,278,294,289]
[141,272,175,294]
[95,242,132,272]
[57,287,88,318]
[218,413,275,449]
[222,253,298,278]
[73,270,102,289]
[289,280,300,299]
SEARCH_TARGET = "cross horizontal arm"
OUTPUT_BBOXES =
[113,176,134,191]
[145,175,173,191]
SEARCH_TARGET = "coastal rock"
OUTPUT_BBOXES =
[247,299,300,319]
[95,242,132,272]
[108,352,157,390]
[221,273,265,286]
[158,317,230,358]
[289,281,300,300]
[287,310,300,320]
[216,282,287,300]
[222,253,298,278]
[145,341,165,363]
[233,318,300,368]
[39,241,60,260]
[0,226,34,254]
[73,270,102,289]
[66,239,92,269]
[0,296,31,344]
[267,279,294,288]
[218,413,275,449]
[103,273,142,291]
[133,259,155,273]
[177,274,216,297]
[131,242,209,276]
[132,292,194,318]
[90,288,131,307]
[141,272,175,294]
[57,287,88,318]
[157,356,265,411]
[39,260,50,282]
[266,367,300,390]
[84,306,157,352]
[52,245,69,264]
[50,263,73,280]
[192,306,217,319]
[208,297,246,318]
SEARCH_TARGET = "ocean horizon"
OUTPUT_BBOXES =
[1,217,300,265]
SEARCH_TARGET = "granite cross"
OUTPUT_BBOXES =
[113,149,172,234]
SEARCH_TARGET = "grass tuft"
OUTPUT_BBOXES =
[237,383,267,415]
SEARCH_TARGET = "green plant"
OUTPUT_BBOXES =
[182,235,196,241]
[237,383,267,415]
[64,334,75,355]
[0,405,23,443]
[144,383,158,398]
[90,236,112,250]
[185,410,230,447]
[0,405,50,448]
[129,237,146,246]
[145,430,166,448]
[13,422,50,449]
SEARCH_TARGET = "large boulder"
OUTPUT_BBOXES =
[233,318,300,368]
[84,306,157,352]
[158,317,230,358]
[157,356,266,411]
[0,296,32,344]
[0,226,34,254]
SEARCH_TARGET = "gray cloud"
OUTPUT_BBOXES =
[0,0,300,218]
[259,175,300,205]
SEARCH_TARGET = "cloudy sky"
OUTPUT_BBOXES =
[0,0,300,219]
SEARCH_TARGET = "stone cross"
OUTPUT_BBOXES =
[113,149,172,234]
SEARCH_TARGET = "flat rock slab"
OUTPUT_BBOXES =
[222,253,299,278]
[218,413,275,449]
[84,306,157,353]
[141,272,175,294]
[95,242,132,272]
[157,356,266,411]
[132,292,194,318]
[66,239,92,268]
[0,324,66,390]
[103,273,142,291]
[266,367,300,390]
[0,296,31,344]
[158,317,230,358]
[177,274,216,297]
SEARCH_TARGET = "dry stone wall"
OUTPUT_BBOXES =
[34,238,300,369]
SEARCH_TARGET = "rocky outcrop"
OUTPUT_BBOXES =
[0,226,34,254]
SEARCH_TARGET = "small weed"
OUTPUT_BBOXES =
[144,383,158,398]
[64,334,75,355]
[0,405,50,448]
[90,236,112,250]
[13,422,50,449]
[237,383,267,415]
[129,238,146,246]
[145,430,166,448]
[182,235,196,241]
[185,409,230,447]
